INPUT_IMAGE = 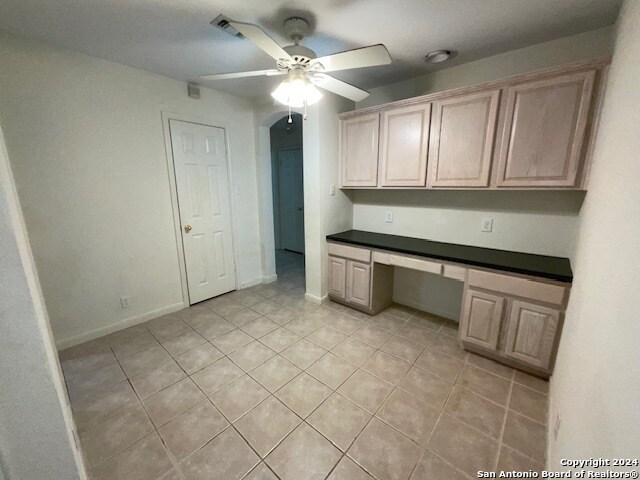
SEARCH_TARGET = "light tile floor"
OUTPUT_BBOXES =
[60,250,549,480]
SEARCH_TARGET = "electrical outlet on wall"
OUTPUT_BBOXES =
[120,296,131,309]
[386,211,393,223]
[481,218,493,232]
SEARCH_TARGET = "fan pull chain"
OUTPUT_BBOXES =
[304,100,308,121]
[287,103,292,124]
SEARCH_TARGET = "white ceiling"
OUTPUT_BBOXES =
[0,0,621,99]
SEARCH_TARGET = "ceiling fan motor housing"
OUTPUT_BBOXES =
[281,44,316,68]
[283,17,310,43]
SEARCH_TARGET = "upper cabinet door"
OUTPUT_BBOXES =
[496,71,595,188]
[340,113,380,187]
[428,90,500,188]
[378,103,431,187]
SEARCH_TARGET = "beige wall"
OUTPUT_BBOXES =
[0,126,86,479]
[358,26,613,109]
[0,32,263,348]
[350,190,584,319]
[349,27,613,320]
[303,94,355,302]
[548,1,640,466]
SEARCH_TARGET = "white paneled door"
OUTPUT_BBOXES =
[169,120,236,304]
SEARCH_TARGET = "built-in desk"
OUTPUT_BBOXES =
[326,230,573,378]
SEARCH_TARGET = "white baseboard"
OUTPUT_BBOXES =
[239,277,263,289]
[392,296,460,322]
[305,292,328,305]
[56,302,186,350]
[262,274,278,284]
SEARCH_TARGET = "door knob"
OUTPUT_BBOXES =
[297,207,304,211]
[183,225,192,233]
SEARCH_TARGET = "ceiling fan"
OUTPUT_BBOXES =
[201,16,392,109]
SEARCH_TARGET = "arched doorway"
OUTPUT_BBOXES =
[270,113,305,284]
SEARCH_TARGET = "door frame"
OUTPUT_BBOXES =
[276,145,304,254]
[161,111,240,306]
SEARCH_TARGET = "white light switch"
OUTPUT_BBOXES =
[481,218,493,233]
[386,211,393,223]
[329,184,336,196]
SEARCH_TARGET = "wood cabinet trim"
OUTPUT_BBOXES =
[339,57,610,119]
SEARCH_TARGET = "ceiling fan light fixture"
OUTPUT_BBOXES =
[425,49,452,64]
[271,71,323,108]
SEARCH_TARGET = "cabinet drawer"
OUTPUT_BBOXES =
[443,264,467,282]
[372,251,391,265]
[389,254,442,274]
[467,269,567,307]
[327,242,371,262]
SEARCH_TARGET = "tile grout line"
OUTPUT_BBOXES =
[115,340,188,480]
[493,370,515,471]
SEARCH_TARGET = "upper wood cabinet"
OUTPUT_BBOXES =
[428,90,500,188]
[340,113,380,187]
[378,104,431,187]
[338,60,606,191]
[496,71,595,188]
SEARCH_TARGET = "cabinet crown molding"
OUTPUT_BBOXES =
[339,56,611,119]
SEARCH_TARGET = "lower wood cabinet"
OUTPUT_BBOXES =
[328,256,347,299]
[458,270,566,377]
[345,260,371,307]
[504,300,560,370]
[327,243,569,377]
[459,289,504,350]
[328,254,373,310]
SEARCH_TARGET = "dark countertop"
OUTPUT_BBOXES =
[326,230,573,283]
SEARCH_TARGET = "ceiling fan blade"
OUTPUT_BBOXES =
[200,69,285,81]
[310,74,370,102]
[228,21,293,62]
[312,44,391,72]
